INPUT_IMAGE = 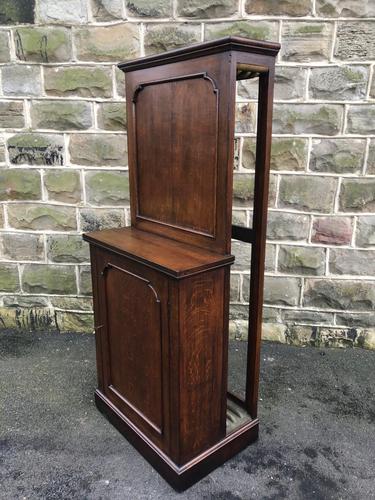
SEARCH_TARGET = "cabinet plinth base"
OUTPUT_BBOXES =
[95,390,259,491]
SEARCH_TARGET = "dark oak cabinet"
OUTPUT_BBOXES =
[83,36,280,490]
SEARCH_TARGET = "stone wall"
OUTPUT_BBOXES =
[0,0,374,348]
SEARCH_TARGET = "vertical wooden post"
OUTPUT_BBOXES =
[245,65,276,419]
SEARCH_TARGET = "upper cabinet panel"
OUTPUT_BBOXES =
[133,73,218,238]
[121,39,280,254]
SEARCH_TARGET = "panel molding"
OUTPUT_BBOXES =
[132,72,218,103]
[130,71,220,242]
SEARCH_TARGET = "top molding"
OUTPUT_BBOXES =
[118,36,281,73]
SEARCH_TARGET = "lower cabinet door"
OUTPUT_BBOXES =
[94,248,170,451]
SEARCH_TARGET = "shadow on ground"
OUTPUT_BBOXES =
[0,330,374,499]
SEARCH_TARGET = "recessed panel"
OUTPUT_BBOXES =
[104,264,163,433]
[134,75,218,236]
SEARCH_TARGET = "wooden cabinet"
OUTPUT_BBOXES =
[84,36,280,490]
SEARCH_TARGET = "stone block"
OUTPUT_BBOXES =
[245,0,311,16]
[262,323,287,343]
[278,245,325,275]
[233,138,240,171]
[273,104,343,135]
[281,22,333,62]
[44,66,112,98]
[91,0,123,20]
[7,204,77,231]
[0,206,4,227]
[267,212,310,241]
[115,67,125,97]
[127,0,171,17]
[14,27,72,63]
[0,31,10,62]
[346,105,375,134]
[279,175,337,213]
[44,169,81,203]
[177,0,238,18]
[2,65,41,97]
[286,325,315,346]
[229,304,249,320]
[265,244,276,271]
[228,320,248,341]
[371,77,375,99]
[38,0,88,23]
[85,171,129,206]
[144,24,200,55]
[318,327,360,348]
[283,309,334,324]
[47,234,89,263]
[51,296,93,311]
[235,103,257,133]
[31,101,92,130]
[357,329,375,350]
[312,216,352,245]
[310,139,365,174]
[329,249,375,276]
[335,22,375,61]
[242,276,250,302]
[262,307,280,323]
[233,173,277,207]
[367,140,375,174]
[232,241,277,273]
[55,311,94,333]
[0,0,35,24]
[270,138,307,171]
[309,66,368,100]
[79,265,92,295]
[317,0,375,17]
[0,264,20,292]
[22,264,77,294]
[69,134,127,166]
[0,101,24,128]
[8,133,64,166]
[0,169,41,201]
[232,240,250,270]
[339,179,375,212]
[232,210,247,227]
[3,295,49,308]
[304,279,375,310]
[205,21,278,42]
[273,67,306,101]
[79,208,125,232]
[230,274,240,302]
[0,233,44,261]
[0,140,5,163]
[0,306,57,331]
[336,312,375,328]
[263,276,301,306]
[75,24,139,62]
[97,103,127,131]
[356,216,375,247]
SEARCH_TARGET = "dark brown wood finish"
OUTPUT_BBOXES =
[83,35,280,491]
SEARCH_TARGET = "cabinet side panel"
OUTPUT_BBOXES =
[92,248,170,449]
[178,267,227,463]
[89,245,104,391]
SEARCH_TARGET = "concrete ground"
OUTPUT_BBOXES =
[0,330,374,500]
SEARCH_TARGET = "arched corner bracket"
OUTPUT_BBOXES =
[132,84,144,103]
[202,72,219,94]
[100,262,161,304]
[131,72,219,103]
